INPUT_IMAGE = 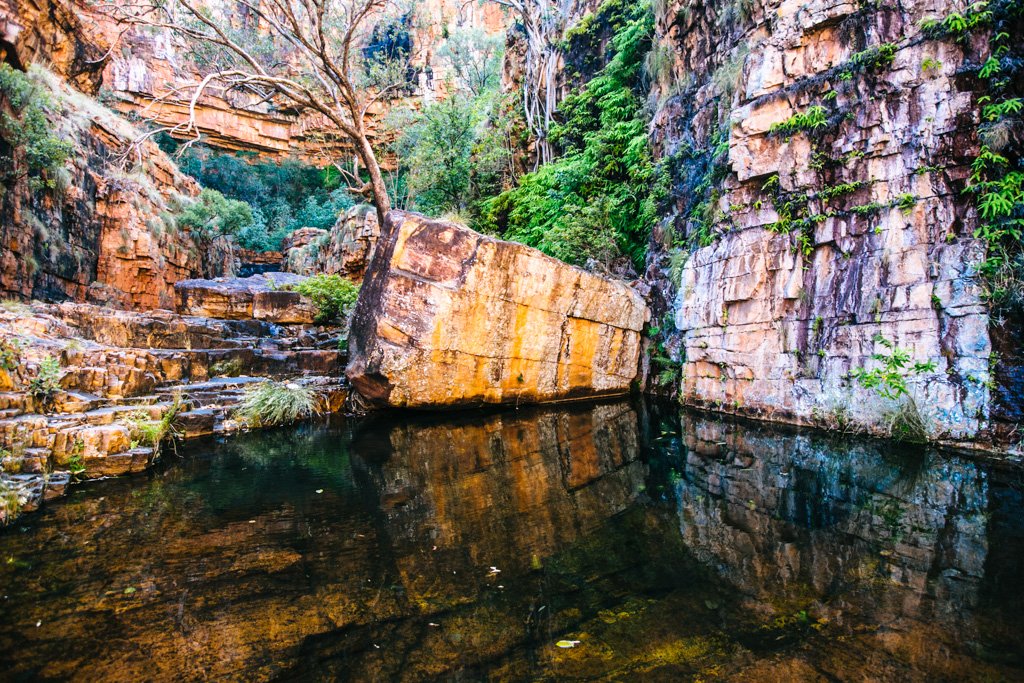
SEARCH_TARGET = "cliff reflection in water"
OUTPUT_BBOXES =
[670,414,1024,679]
[0,400,1021,681]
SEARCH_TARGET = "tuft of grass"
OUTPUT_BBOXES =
[122,393,184,450]
[1,299,29,314]
[885,399,929,444]
[1,478,24,520]
[234,381,322,428]
[644,41,676,89]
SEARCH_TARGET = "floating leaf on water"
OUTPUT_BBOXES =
[556,640,581,648]
[123,587,136,595]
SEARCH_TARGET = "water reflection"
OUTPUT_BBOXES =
[672,415,1024,679]
[0,400,1020,681]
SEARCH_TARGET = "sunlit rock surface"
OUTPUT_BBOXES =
[0,67,233,308]
[347,211,650,408]
[0,301,346,512]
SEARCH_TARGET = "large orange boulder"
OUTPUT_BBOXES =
[346,212,649,408]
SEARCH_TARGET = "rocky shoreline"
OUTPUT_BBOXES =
[0,275,349,526]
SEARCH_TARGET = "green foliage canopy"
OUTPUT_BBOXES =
[479,0,660,270]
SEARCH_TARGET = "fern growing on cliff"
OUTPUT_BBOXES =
[941,0,1024,314]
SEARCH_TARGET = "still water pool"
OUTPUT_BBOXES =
[0,400,1022,681]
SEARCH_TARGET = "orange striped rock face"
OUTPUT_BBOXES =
[346,212,649,408]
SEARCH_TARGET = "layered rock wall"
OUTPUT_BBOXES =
[18,0,508,165]
[0,67,233,309]
[646,0,997,440]
[283,205,380,282]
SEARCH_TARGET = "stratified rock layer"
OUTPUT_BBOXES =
[284,206,380,282]
[643,0,1000,440]
[347,212,649,408]
[0,66,233,308]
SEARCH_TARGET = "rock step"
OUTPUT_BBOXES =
[157,376,268,394]
[147,347,345,376]
[1,376,349,525]
[39,301,335,351]
[53,390,104,414]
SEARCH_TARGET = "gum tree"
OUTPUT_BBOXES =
[96,0,413,226]
[490,0,585,166]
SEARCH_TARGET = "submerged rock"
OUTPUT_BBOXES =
[346,211,649,408]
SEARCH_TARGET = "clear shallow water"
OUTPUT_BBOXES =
[0,399,1022,681]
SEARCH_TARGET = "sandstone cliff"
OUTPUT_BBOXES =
[642,0,1013,442]
[8,0,508,166]
[0,67,233,309]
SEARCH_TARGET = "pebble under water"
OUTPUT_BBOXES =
[0,399,1022,681]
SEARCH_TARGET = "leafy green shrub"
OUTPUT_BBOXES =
[67,451,85,477]
[166,142,356,252]
[0,338,22,372]
[850,335,936,400]
[850,334,936,442]
[393,96,475,215]
[0,64,73,191]
[387,64,516,221]
[28,356,62,410]
[291,274,361,324]
[177,188,253,239]
[235,381,321,427]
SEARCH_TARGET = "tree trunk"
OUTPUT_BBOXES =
[356,134,392,228]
